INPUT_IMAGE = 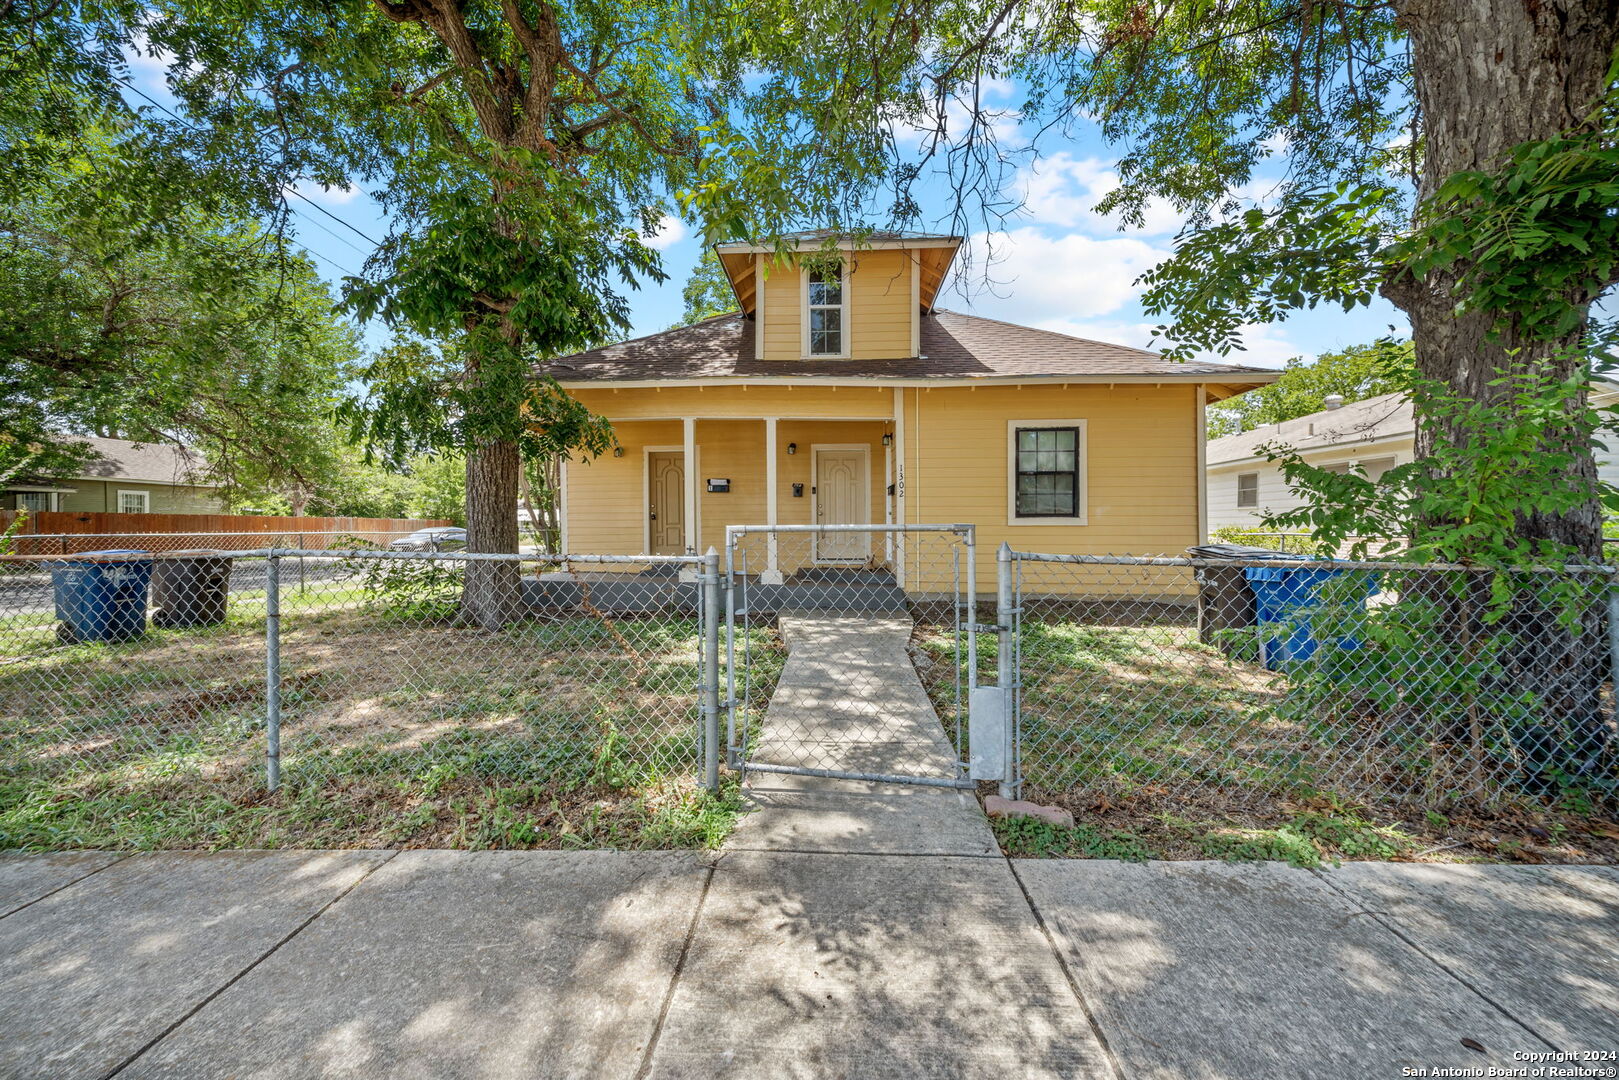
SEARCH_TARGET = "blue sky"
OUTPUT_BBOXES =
[126,52,1406,369]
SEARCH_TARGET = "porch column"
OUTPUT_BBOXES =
[893,387,906,589]
[683,416,697,554]
[1195,384,1209,545]
[763,417,783,584]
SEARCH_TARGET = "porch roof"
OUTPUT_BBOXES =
[544,311,1279,396]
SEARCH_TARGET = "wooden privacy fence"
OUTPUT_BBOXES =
[0,512,452,555]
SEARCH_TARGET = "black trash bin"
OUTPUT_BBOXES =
[1186,543,1297,651]
[152,550,234,628]
[49,549,152,643]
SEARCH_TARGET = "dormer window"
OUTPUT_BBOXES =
[803,262,847,357]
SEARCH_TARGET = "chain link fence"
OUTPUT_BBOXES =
[1005,551,1619,816]
[0,547,720,848]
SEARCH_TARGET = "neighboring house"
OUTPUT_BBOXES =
[545,230,1276,581]
[1205,383,1619,531]
[3,436,224,515]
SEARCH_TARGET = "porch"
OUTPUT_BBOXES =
[562,408,910,584]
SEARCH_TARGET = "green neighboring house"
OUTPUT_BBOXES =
[4,436,226,515]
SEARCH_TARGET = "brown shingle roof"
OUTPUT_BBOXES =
[545,310,1278,384]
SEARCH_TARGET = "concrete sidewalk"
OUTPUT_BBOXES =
[2,850,1614,1078]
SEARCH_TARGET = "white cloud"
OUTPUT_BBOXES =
[944,227,1312,363]
[955,227,1171,322]
[1012,152,1184,237]
[644,215,688,251]
[890,78,1024,150]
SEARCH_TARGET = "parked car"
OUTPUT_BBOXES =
[388,527,467,552]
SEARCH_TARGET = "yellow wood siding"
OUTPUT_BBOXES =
[563,419,680,556]
[753,249,915,361]
[903,384,1200,594]
[760,257,800,359]
[846,250,912,360]
[559,382,1200,599]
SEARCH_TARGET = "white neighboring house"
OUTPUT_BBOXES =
[1205,384,1619,532]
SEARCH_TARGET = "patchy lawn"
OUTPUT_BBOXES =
[912,619,1619,865]
[1,604,784,851]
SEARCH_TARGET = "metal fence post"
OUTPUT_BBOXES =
[996,542,1017,800]
[265,551,282,792]
[701,546,721,792]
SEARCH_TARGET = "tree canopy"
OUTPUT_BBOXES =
[679,250,737,325]
[0,111,361,505]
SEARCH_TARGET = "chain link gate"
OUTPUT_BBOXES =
[723,524,1008,791]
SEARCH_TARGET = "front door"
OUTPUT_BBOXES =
[813,447,869,562]
[648,451,685,554]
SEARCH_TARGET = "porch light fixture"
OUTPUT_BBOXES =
[613,447,624,457]
[786,442,797,455]
[881,433,893,446]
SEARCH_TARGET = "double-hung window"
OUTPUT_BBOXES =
[116,489,150,514]
[1236,473,1259,507]
[804,262,846,357]
[1009,422,1086,522]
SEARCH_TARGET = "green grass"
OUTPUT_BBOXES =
[0,600,781,851]
[914,617,1616,865]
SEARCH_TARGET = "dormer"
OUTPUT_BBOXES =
[714,231,961,362]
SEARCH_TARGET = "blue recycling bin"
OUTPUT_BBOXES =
[1243,564,1376,670]
[49,550,153,643]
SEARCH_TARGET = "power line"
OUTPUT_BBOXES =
[300,244,360,279]
[287,203,371,258]
[285,186,380,246]
[112,73,382,249]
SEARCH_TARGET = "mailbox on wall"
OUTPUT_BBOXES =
[706,478,731,493]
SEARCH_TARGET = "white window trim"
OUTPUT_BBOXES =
[1006,420,1088,526]
[1236,472,1259,508]
[800,261,850,359]
[116,489,150,514]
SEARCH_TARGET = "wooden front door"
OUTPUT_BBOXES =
[648,451,685,554]
[813,447,869,562]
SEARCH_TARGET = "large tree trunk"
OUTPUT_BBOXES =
[462,433,522,629]
[1390,0,1619,781]
[1395,0,1616,542]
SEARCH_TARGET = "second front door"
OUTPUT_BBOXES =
[648,451,685,555]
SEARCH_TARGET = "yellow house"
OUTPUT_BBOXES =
[549,231,1275,588]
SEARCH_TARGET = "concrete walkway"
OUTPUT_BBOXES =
[725,613,997,856]
[1,851,1614,1078]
